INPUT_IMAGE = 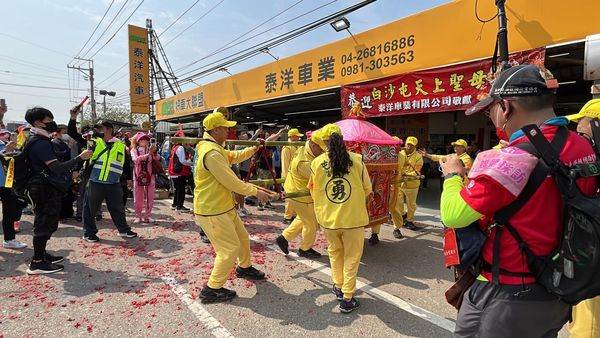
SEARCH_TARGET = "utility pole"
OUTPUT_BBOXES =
[495,0,509,70]
[68,58,97,122]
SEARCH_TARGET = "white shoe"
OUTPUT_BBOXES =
[3,240,27,249]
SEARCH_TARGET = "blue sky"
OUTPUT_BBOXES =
[0,0,450,122]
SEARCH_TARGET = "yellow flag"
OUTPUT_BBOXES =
[4,158,14,188]
[16,126,26,149]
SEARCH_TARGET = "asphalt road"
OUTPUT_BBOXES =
[0,196,474,337]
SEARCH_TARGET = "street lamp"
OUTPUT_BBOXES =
[330,17,356,42]
[330,17,350,32]
[98,90,116,116]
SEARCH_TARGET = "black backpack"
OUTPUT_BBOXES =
[491,125,600,305]
[12,136,44,198]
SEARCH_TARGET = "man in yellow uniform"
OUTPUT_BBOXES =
[566,99,600,338]
[276,130,324,258]
[281,128,303,224]
[308,124,372,314]
[391,136,423,236]
[194,111,275,303]
[420,139,473,172]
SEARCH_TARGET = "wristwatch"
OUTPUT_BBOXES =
[444,172,463,180]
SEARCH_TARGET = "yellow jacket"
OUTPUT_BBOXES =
[430,152,473,171]
[283,141,315,203]
[309,151,372,229]
[281,145,298,179]
[193,132,258,216]
[398,149,423,189]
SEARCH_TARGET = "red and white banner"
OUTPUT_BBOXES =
[341,49,545,119]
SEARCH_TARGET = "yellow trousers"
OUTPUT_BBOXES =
[195,210,251,289]
[324,227,365,300]
[570,296,600,338]
[284,200,295,219]
[282,201,318,251]
[391,187,419,229]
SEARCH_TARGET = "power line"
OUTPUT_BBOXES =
[72,0,117,61]
[174,0,376,86]
[159,0,203,37]
[96,0,224,86]
[0,82,88,91]
[0,89,69,100]
[0,54,64,74]
[174,0,305,73]
[175,0,338,75]
[87,0,146,60]
[163,0,226,46]
[0,32,71,57]
[78,0,132,60]
[0,69,68,80]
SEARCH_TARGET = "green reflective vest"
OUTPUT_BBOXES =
[90,138,126,184]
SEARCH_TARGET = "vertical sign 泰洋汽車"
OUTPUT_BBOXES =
[128,25,150,114]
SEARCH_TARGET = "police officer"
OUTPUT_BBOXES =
[281,128,303,223]
[82,121,137,242]
[194,111,276,303]
[275,130,324,258]
[308,124,372,314]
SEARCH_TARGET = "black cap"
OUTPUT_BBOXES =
[466,64,557,116]
[99,120,114,129]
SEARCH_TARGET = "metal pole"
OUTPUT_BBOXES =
[495,0,509,70]
[102,95,106,116]
[89,61,97,122]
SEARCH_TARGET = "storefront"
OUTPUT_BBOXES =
[154,0,600,147]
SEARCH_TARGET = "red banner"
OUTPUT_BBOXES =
[341,49,545,118]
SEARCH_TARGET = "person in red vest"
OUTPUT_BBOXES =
[168,130,193,212]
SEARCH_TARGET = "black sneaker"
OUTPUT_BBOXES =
[393,229,404,239]
[26,260,64,275]
[83,234,100,243]
[235,266,266,280]
[119,230,138,238]
[75,216,82,222]
[404,221,421,231]
[45,253,65,264]
[176,206,191,213]
[298,248,322,259]
[264,202,275,210]
[332,285,344,301]
[368,234,380,246]
[339,297,360,313]
[199,286,236,304]
[283,218,294,225]
[170,206,177,210]
[276,235,289,255]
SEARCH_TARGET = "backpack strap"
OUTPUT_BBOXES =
[490,126,568,284]
[591,118,600,156]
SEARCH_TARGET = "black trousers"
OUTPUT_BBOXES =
[83,182,130,236]
[29,184,62,260]
[60,187,75,219]
[0,187,18,241]
[455,280,570,337]
[171,176,187,208]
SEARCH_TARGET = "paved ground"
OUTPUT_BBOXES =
[0,189,563,337]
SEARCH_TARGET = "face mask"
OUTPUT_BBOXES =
[43,121,58,133]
